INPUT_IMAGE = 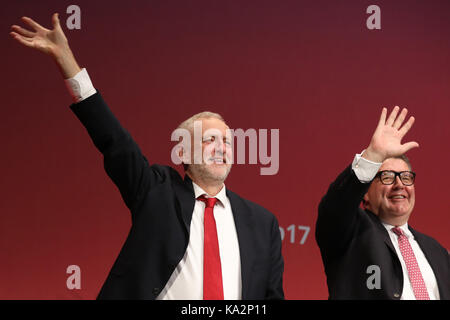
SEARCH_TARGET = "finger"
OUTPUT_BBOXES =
[400,141,419,154]
[393,108,408,129]
[376,107,387,128]
[10,32,34,48]
[11,25,35,38]
[386,106,400,126]
[21,16,46,32]
[399,116,415,137]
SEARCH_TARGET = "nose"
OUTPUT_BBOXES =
[213,138,226,156]
[392,176,404,189]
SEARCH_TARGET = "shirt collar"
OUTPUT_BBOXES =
[192,181,227,207]
[382,221,413,239]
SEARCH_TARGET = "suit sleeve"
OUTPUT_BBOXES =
[266,215,285,299]
[70,91,163,218]
[315,165,371,264]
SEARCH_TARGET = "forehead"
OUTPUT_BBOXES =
[200,118,230,133]
[379,158,410,172]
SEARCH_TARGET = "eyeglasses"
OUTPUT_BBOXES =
[375,170,416,186]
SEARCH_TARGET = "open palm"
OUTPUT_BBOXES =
[366,106,419,163]
[10,13,68,58]
[10,13,81,79]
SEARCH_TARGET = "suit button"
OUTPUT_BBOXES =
[393,293,400,298]
[153,288,160,296]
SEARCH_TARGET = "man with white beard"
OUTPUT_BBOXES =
[10,13,284,300]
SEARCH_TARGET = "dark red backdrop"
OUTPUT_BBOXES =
[1,0,449,299]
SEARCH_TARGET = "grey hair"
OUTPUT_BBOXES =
[389,154,413,171]
[177,111,226,133]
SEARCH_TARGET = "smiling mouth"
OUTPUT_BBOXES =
[209,157,226,164]
[389,195,407,200]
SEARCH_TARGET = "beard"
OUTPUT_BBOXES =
[187,162,232,184]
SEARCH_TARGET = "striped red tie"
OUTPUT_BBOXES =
[198,196,224,300]
[392,227,430,300]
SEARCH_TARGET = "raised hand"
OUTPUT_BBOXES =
[363,106,419,163]
[10,13,81,79]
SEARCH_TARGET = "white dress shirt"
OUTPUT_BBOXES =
[352,152,440,300]
[382,222,440,300]
[64,68,97,102]
[65,69,242,299]
[157,182,242,300]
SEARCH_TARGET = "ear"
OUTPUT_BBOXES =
[178,147,187,171]
[362,193,370,209]
[178,145,187,164]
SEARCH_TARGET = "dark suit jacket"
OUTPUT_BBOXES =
[316,165,450,300]
[70,92,284,300]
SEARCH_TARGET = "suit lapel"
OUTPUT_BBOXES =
[173,179,256,299]
[173,175,196,234]
[369,213,448,298]
[226,189,255,300]
[366,210,398,255]
[409,227,448,299]
[365,211,406,295]
[381,227,397,255]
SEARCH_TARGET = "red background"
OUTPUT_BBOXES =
[1,0,449,299]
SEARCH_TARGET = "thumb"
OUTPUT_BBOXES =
[400,141,419,154]
[52,13,61,29]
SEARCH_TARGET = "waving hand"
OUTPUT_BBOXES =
[10,13,81,78]
[363,106,419,163]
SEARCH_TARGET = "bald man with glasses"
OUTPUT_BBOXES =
[316,107,450,300]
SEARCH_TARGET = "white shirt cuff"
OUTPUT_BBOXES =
[64,68,97,103]
[351,150,383,183]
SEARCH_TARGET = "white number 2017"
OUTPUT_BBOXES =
[279,225,310,245]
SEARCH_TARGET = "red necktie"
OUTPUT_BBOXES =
[392,227,430,300]
[198,196,224,300]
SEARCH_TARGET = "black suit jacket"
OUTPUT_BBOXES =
[70,92,284,300]
[316,165,450,299]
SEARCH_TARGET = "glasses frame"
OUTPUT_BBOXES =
[375,170,416,186]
